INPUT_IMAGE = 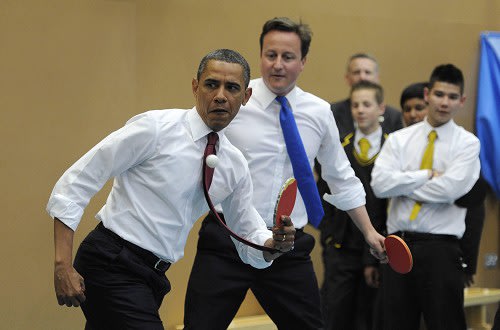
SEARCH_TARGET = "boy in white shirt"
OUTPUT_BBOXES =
[371,64,480,330]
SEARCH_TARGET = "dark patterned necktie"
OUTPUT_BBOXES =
[201,131,278,253]
[203,132,219,190]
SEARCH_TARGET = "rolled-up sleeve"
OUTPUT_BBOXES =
[316,111,366,211]
[408,137,480,203]
[46,114,158,230]
[371,134,429,199]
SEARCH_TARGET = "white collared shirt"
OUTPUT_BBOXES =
[371,119,480,237]
[47,108,272,268]
[223,78,366,228]
[353,126,383,159]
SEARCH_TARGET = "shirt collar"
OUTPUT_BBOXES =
[355,126,382,146]
[251,78,298,111]
[187,107,226,142]
[422,117,455,141]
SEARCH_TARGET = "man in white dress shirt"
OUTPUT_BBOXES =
[184,17,387,330]
[371,64,480,330]
[47,49,295,330]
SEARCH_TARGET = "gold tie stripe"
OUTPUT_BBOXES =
[409,130,437,221]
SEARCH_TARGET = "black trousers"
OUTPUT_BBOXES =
[493,304,500,330]
[380,234,466,330]
[74,223,171,330]
[184,213,324,330]
[321,246,378,330]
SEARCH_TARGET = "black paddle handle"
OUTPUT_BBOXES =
[202,171,279,253]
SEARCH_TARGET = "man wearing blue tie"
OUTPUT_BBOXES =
[184,17,387,330]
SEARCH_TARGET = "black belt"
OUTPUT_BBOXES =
[393,231,458,242]
[96,222,171,273]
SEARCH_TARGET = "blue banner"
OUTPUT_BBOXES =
[477,31,500,198]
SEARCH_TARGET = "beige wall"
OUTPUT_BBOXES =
[1,1,499,329]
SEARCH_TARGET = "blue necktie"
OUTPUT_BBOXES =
[276,96,324,227]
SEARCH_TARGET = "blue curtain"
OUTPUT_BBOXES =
[477,31,500,198]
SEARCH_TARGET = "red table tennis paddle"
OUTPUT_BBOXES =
[385,235,413,274]
[273,178,298,227]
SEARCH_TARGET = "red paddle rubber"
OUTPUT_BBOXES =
[274,178,298,227]
[385,235,413,274]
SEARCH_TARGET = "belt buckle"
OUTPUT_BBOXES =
[154,259,169,272]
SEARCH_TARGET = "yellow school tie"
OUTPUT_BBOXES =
[358,138,371,162]
[409,130,437,220]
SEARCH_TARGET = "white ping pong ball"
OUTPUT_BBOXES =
[206,154,219,168]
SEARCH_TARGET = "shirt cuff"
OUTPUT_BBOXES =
[46,194,83,231]
[232,230,273,269]
[416,169,432,182]
[323,189,366,211]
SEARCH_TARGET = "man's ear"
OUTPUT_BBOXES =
[242,87,252,106]
[344,72,351,87]
[300,56,307,72]
[192,78,199,96]
[460,94,467,106]
[423,87,429,102]
[379,103,386,116]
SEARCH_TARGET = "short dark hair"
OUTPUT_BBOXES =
[350,80,384,104]
[429,64,464,94]
[347,53,379,73]
[197,49,251,88]
[259,17,312,59]
[400,82,429,109]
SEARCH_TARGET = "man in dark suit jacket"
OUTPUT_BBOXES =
[331,53,403,138]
